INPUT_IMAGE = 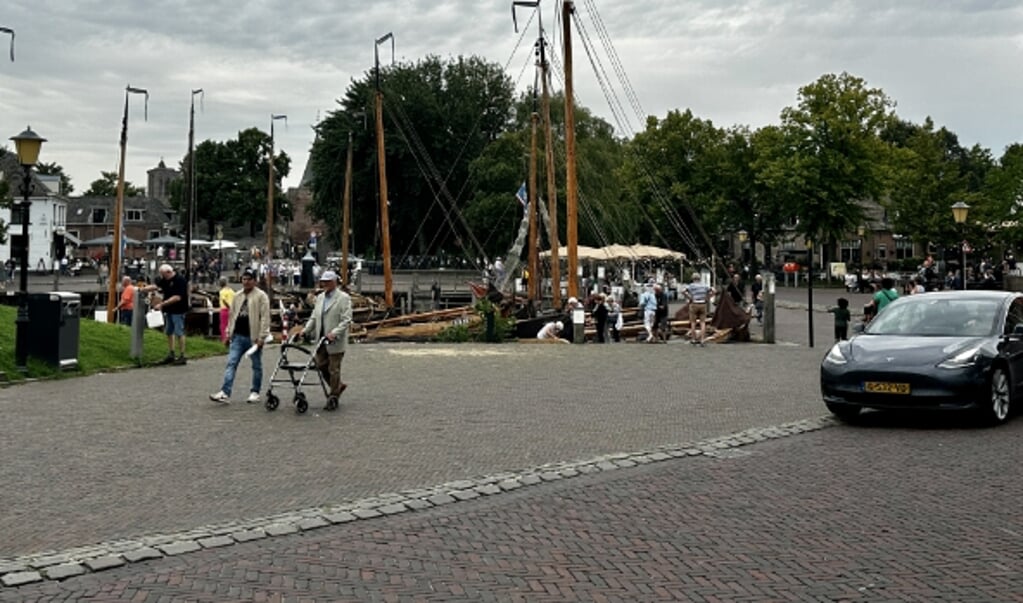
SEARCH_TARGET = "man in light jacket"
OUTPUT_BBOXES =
[209,268,271,404]
[297,270,352,410]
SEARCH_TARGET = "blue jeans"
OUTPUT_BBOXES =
[220,334,262,396]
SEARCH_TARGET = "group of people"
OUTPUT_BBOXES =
[208,268,353,411]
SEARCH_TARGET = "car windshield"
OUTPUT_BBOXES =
[866,297,1001,337]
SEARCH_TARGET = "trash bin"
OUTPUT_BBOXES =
[301,250,316,289]
[27,292,81,370]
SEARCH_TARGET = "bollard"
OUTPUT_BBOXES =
[763,273,776,344]
[572,307,585,344]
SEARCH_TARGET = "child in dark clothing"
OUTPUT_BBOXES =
[829,297,852,341]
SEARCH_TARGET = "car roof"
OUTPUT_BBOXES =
[901,290,1020,301]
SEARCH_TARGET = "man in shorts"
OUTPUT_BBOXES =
[142,263,190,365]
[683,272,713,346]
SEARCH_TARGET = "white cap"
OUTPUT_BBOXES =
[319,270,338,282]
[568,297,578,305]
[555,321,564,330]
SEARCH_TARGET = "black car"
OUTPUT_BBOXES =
[820,290,1022,424]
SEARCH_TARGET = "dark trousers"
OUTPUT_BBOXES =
[835,325,848,341]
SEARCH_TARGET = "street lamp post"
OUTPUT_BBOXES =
[10,126,46,371]
[951,201,970,290]
[806,239,814,349]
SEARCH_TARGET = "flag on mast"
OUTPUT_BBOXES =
[515,182,527,208]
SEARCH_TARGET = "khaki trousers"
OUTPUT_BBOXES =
[314,347,345,397]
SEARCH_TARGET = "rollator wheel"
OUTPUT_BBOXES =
[265,393,279,411]
[294,392,308,414]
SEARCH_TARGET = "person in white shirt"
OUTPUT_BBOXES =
[537,320,564,340]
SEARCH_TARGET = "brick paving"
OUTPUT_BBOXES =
[4,287,1019,600]
[4,416,1020,601]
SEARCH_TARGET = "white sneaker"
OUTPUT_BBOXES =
[209,391,230,403]
[246,392,260,404]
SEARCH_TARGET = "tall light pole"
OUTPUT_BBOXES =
[951,201,970,290]
[10,126,46,371]
[185,88,203,283]
[0,26,13,61]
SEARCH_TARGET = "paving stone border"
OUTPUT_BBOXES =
[0,416,836,588]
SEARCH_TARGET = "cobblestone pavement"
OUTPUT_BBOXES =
[0,334,824,561]
[4,414,1020,601]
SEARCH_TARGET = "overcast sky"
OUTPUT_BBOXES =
[2,0,1022,195]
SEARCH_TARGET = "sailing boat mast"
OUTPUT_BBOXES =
[341,131,353,286]
[562,0,579,300]
[374,32,395,308]
[539,23,561,307]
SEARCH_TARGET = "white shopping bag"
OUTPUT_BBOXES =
[145,310,164,329]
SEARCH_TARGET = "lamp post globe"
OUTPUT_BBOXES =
[9,126,46,371]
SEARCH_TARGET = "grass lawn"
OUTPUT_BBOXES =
[0,304,227,383]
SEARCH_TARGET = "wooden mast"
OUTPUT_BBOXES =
[540,35,561,308]
[562,0,579,300]
[528,105,540,302]
[341,131,353,286]
[375,33,395,308]
[266,114,287,309]
[108,85,147,323]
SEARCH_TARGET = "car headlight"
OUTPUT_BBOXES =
[823,343,847,366]
[937,344,983,369]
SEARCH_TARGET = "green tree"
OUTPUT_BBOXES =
[759,72,896,253]
[35,161,73,195]
[618,109,724,258]
[172,129,291,239]
[980,143,1023,250]
[883,118,994,256]
[308,55,515,264]
[83,171,143,197]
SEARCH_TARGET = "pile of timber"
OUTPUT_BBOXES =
[354,306,479,342]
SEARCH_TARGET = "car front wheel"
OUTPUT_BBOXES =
[984,367,1013,425]
[826,401,861,422]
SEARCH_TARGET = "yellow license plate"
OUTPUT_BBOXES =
[864,381,911,395]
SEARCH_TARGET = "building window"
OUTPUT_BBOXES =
[10,205,28,226]
[126,209,144,222]
[878,244,888,260]
[895,238,914,260]
[149,230,161,239]
[92,208,107,224]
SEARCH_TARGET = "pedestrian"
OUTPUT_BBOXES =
[654,283,670,341]
[592,293,609,343]
[117,276,136,326]
[536,320,564,340]
[139,263,190,365]
[726,273,744,305]
[638,284,658,342]
[683,272,713,346]
[608,295,623,342]
[869,276,899,316]
[296,270,353,410]
[217,276,235,344]
[829,297,852,341]
[209,268,271,404]
[750,274,764,323]
[431,280,441,311]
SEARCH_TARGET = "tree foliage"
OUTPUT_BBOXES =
[760,72,896,248]
[308,55,516,263]
[35,162,73,195]
[83,171,143,197]
[172,128,291,239]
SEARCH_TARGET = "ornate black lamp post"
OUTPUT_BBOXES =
[951,201,970,290]
[10,126,46,371]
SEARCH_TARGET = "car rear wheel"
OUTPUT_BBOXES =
[984,367,1012,425]
[826,402,861,422]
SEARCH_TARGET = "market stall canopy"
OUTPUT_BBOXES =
[625,244,684,260]
[144,235,184,245]
[210,239,239,250]
[80,234,143,246]
[538,245,604,260]
[186,239,216,247]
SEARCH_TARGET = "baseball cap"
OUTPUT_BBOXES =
[241,268,257,279]
[319,270,339,282]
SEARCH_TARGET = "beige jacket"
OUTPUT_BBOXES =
[226,286,271,342]
[303,290,352,354]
